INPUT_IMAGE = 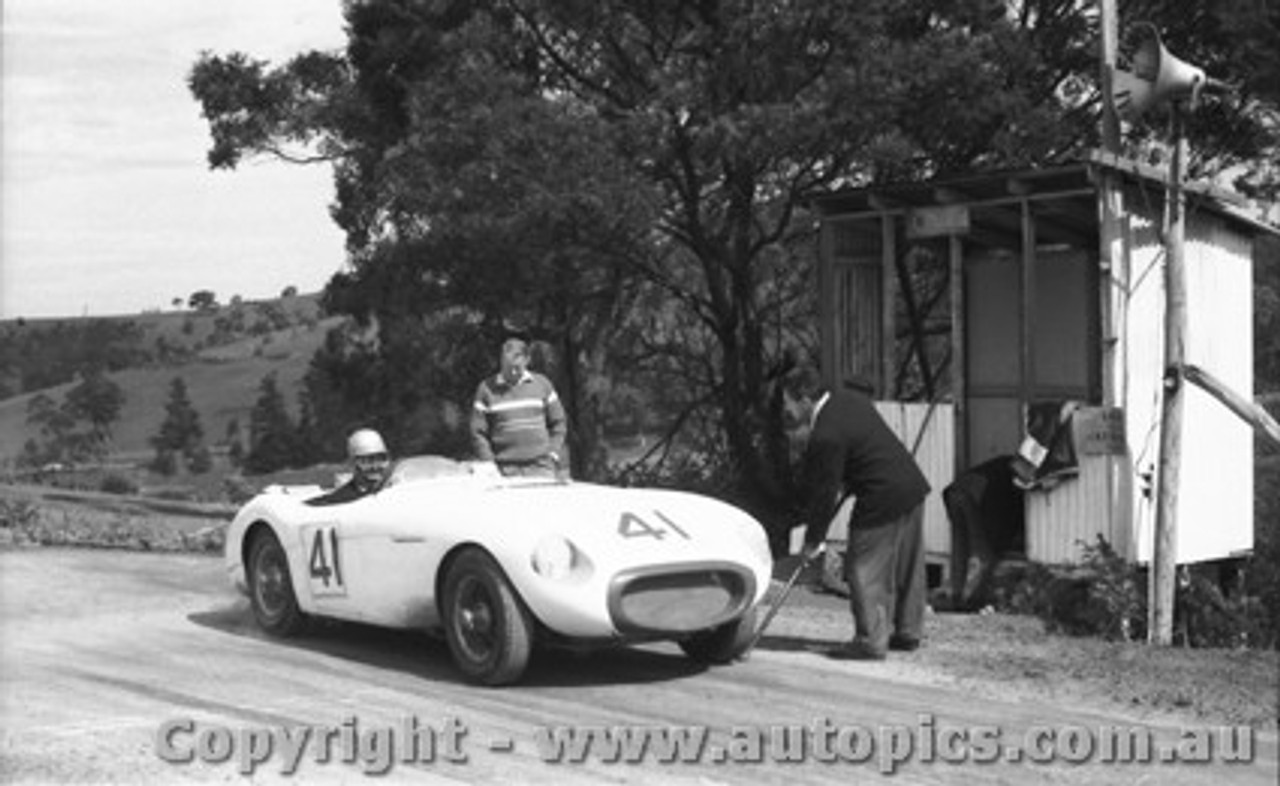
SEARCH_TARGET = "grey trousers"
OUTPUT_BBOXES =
[845,503,926,654]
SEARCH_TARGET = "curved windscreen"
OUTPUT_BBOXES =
[386,455,473,486]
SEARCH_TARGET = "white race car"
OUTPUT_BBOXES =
[225,456,773,685]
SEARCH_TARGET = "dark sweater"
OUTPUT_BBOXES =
[802,389,931,546]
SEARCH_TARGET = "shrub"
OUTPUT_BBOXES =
[1245,454,1280,648]
[1077,535,1148,642]
[151,450,178,476]
[997,531,1275,650]
[99,473,139,496]
[153,488,196,502]
[994,535,1147,642]
[0,499,39,529]
[222,475,259,505]
[188,446,213,475]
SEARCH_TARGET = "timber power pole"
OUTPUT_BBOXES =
[1152,105,1188,646]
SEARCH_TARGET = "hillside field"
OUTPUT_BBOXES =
[0,296,342,468]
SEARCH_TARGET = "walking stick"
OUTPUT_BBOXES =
[743,542,826,656]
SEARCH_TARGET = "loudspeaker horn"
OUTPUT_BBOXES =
[1111,23,1212,120]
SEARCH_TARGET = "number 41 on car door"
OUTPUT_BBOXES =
[301,523,346,597]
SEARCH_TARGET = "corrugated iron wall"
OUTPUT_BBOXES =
[1117,197,1254,564]
[1124,205,1166,563]
[874,401,955,559]
[1026,432,1125,564]
[1175,212,1254,562]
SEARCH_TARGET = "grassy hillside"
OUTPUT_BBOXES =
[0,295,344,467]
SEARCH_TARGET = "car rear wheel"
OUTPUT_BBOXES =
[442,548,534,686]
[679,606,758,664]
[247,530,308,636]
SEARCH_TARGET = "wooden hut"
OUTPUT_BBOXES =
[810,150,1274,573]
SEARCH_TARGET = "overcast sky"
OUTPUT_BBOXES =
[2,1,350,319]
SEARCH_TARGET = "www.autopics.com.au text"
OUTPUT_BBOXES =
[154,714,1257,776]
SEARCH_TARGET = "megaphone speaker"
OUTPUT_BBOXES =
[1111,22,1206,120]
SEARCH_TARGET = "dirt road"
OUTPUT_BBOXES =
[1,548,1275,784]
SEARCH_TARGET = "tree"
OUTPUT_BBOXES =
[22,394,75,467]
[224,418,246,468]
[190,0,1279,539]
[1257,234,1280,389]
[245,372,297,474]
[188,289,219,312]
[63,368,125,450]
[150,377,206,475]
[23,371,125,466]
[293,390,323,467]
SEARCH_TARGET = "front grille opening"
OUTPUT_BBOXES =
[612,568,750,634]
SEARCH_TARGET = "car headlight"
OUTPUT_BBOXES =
[531,535,575,580]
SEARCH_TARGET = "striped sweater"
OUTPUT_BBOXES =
[470,371,566,464]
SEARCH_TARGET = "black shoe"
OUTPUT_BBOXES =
[888,635,921,652]
[826,640,887,661]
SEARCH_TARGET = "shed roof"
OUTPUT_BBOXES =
[810,150,1279,238]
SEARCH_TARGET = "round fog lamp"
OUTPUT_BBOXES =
[532,536,574,579]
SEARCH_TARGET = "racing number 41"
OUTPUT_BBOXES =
[306,525,345,596]
[618,510,692,541]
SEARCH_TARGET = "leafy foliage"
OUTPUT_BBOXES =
[1256,235,1280,387]
[187,0,1280,548]
[997,536,1146,642]
[0,319,148,397]
[62,368,125,447]
[20,370,126,466]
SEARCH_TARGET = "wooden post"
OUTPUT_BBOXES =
[881,216,898,398]
[949,235,967,474]
[1020,200,1037,409]
[818,219,836,386]
[1098,0,1127,563]
[1151,105,1187,646]
[1099,0,1121,153]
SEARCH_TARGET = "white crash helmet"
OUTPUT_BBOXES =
[347,428,388,459]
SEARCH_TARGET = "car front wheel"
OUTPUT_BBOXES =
[441,548,534,686]
[679,606,758,664]
[247,529,308,636]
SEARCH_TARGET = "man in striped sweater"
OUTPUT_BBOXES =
[471,337,567,477]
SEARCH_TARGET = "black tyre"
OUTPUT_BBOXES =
[441,548,534,686]
[247,530,308,637]
[679,606,758,664]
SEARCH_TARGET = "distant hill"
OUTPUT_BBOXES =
[0,293,346,465]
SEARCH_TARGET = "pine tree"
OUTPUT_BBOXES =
[246,372,296,474]
[293,391,322,468]
[225,418,245,468]
[150,377,205,475]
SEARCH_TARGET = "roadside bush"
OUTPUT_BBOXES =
[150,450,179,476]
[996,536,1146,642]
[99,473,139,496]
[1078,535,1148,642]
[188,446,213,475]
[993,540,1146,642]
[998,530,1275,650]
[0,499,40,530]
[152,487,197,502]
[1242,453,1280,649]
[222,475,259,505]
